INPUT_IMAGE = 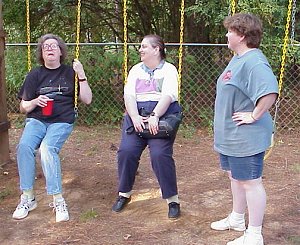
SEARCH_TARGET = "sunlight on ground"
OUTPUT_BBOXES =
[131,188,161,202]
[62,172,76,184]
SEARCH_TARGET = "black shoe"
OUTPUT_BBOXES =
[168,202,180,219]
[112,196,131,212]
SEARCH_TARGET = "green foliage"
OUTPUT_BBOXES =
[179,125,197,139]
[5,46,29,90]
[3,0,299,45]
[186,0,298,45]
[3,0,300,128]
[75,46,125,124]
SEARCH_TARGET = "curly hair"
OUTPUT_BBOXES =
[223,13,263,48]
[36,34,68,65]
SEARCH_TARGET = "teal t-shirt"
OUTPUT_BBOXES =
[214,49,279,157]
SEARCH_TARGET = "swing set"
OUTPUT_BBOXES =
[0,1,10,165]
[0,0,297,164]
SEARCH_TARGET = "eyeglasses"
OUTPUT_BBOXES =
[42,43,59,50]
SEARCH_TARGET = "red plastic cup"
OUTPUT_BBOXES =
[42,99,54,116]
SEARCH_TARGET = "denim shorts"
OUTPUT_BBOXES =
[219,152,265,180]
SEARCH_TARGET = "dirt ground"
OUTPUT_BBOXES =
[0,125,299,245]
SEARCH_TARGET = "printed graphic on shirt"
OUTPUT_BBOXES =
[38,76,71,97]
[222,70,232,81]
[135,77,164,94]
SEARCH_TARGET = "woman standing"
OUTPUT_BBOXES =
[211,14,278,245]
[112,34,182,219]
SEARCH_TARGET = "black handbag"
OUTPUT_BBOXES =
[136,110,183,139]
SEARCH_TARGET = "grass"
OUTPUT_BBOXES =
[291,163,300,173]
[79,208,99,222]
[0,188,12,202]
[287,235,300,244]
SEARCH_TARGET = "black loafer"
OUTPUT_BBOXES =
[112,196,131,212]
[168,202,180,219]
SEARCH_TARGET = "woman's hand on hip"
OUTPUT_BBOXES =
[232,111,257,126]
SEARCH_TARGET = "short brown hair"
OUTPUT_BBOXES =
[143,34,166,60]
[223,13,263,48]
[36,34,67,65]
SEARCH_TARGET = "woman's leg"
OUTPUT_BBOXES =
[17,118,46,191]
[230,173,247,214]
[39,122,73,195]
[148,137,178,199]
[13,118,46,220]
[117,126,147,194]
[243,177,266,227]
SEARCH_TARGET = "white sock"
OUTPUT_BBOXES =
[247,225,262,235]
[230,210,245,222]
[119,191,132,198]
[166,195,179,204]
[53,193,63,203]
[23,190,34,199]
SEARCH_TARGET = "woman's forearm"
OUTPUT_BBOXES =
[252,93,278,120]
[79,81,92,105]
[124,94,139,117]
[152,95,172,117]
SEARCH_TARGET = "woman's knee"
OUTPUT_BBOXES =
[39,142,59,156]
[118,145,141,162]
[17,142,35,155]
[241,178,263,190]
[150,147,172,161]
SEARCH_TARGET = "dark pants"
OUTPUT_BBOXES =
[117,102,180,199]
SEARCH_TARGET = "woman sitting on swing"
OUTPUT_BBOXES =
[12,34,92,222]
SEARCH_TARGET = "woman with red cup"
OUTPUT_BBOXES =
[13,34,92,222]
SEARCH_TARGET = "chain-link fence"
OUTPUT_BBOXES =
[4,43,300,131]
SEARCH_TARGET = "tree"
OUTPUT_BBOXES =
[2,0,299,45]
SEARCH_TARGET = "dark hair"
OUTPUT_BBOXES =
[143,34,166,59]
[223,13,263,48]
[36,34,67,65]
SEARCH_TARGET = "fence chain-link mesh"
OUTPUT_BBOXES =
[4,43,300,131]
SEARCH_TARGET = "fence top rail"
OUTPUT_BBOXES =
[6,43,300,47]
[5,42,227,47]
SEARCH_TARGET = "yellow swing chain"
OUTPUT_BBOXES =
[230,0,236,16]
[123,0,128,84]
[74,0,81,115]
[277,0,293,99]
[177,0,185,103]
[26,0,31,71]
[264,0,293,160]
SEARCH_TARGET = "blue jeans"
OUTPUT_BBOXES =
[219,152,265,180]
[17,118,73,195]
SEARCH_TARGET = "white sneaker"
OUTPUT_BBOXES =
[50,198,69,222]
[12,194,37,219]
[227,231,264,245]
[211,214,246,231]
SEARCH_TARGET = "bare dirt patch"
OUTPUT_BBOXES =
[0,125,299,245]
